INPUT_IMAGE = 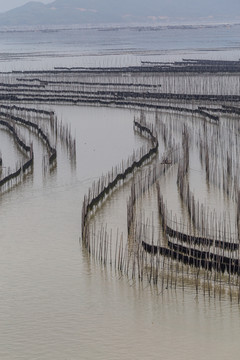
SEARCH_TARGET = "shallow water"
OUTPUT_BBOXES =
[0,24,240,70]
[0,103,240,360]
[1,26,240,359]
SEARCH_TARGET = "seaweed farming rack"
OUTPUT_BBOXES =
[1,59,240,300]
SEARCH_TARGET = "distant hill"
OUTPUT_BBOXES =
[0,0,240,27]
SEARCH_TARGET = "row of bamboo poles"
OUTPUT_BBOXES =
[81,100,240,301]
[0,118,33,190]
[3,61,240,106]
[1,60,240,300]
[81,114,159,247]
[0,104,76,193]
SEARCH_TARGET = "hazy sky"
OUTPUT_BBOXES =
[0,0,51,13]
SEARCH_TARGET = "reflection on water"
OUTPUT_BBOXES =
[1,101,238,360]
[1,104,240,360]
[1,27,240,359]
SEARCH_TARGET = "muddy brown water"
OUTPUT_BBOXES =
[0,104,240,359]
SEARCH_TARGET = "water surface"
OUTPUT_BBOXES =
[1,26,240,360]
